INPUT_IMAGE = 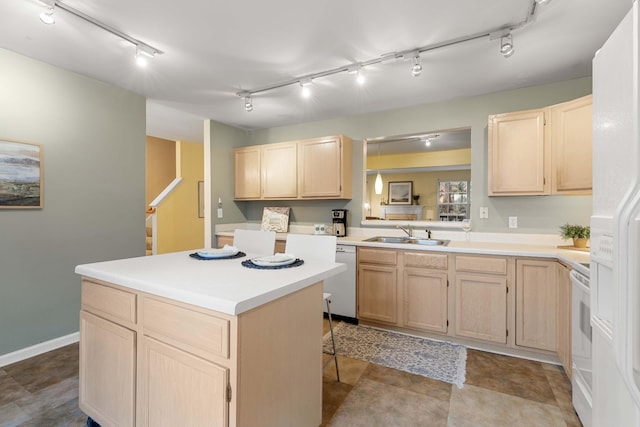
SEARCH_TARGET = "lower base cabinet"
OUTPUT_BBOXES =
[79,311,136,427]
[515,259,558,352]
[454,273,508,344]
[403,268,448,333]
[80,277,323,427]
[138,336,229,427]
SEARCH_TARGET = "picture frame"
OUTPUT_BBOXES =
[388,181,413,205]
[0,138,43,209]
[260,207,290,232]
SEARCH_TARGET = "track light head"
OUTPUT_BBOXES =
[356,67,365,85]
[300,79,312,98]
[244,95,253,112]
[500,33,514,57]
[135,45,156,67]
[39,6,55,24]
[411,55,422,77]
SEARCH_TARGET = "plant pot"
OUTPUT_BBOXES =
[573,238,589,248]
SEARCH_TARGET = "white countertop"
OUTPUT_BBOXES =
[75,251,347,315]
[216,228,590,276]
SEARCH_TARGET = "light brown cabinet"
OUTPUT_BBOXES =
[401,252,448,333]
[357,248,398,324]
[550,95,593,195]
[488,95,592,196]
[233,146,261,199]
[488,109,549,196]
[515,259,558,352]
[453,255,509,344]
[262,142,297,198]
[556,263,572,378]
[80,277,323,427]
[298,135,352,199]
[233,135,352,200]
[79,310,136,427]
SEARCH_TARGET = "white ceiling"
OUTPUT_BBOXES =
[1,0,632,143]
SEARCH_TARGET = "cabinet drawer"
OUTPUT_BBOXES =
[455,255,508,275]
[81,279,136,326]
[404,252,448,270]
[140,297,230,361]
[358,248,397,265]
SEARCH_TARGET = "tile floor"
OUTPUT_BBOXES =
[0,322,582,427]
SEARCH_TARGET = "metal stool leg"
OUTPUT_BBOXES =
[324,294,340,382]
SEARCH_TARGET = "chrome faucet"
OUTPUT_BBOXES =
[397,224,413,237]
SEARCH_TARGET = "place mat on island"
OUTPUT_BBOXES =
[189,251,246,260]
[241,259,304,269]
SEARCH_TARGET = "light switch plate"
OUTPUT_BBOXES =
[508,216,518,228]
[217,208,223,218]
[479,207,489,219]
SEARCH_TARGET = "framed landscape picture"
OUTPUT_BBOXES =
[388,181,412,205]
[0,139,43,209]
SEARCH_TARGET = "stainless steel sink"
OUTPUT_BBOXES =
[364,236,450,246]
[364,236,410,243]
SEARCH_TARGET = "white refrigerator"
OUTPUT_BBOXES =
[591,0,640,425]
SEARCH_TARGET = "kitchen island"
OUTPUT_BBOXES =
[75,250,346,427]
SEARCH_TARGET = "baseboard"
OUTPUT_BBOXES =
[0,332,79,368]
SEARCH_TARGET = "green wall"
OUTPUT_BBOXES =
[0,49,145,356]
[242,77,593,233]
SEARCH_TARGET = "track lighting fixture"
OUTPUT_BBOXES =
[500,33,514,57]
[235,0,545,111]
[39,1,162,66]
[411,54,422,77]
[39,5,55,24]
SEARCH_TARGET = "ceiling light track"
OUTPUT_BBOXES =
[236,0,548,109]
[40,1,162,61]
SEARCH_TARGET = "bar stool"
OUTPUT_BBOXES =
[285,234,340,381]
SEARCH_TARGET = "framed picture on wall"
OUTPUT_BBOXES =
[388,181,412,205]
[0,138,43,209]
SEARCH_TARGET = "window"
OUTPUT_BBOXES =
[438,180,470,221]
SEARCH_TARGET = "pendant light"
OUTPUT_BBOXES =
[374,143,383,195]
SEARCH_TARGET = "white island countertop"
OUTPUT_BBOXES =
[75,250,347,315]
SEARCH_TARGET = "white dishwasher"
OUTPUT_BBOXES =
[323,244,357,320]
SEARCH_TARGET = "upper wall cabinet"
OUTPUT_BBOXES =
[488,95,592,196]
[234,135,352,200]
[234,146,262,199]
[298,135,352,199]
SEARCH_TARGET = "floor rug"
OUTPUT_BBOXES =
[323,322,466,388]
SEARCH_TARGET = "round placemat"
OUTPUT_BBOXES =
[241,259,304,269]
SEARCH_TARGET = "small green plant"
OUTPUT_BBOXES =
[559,223,590,240]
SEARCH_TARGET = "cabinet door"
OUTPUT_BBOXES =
[557,263,572,378]
[488,109,549,195]
[262,142,297,198]
[298,137,345,198]
[357,264,397,324]
[403,268,448,333]
[515,259,558,351]
[138,336,229,427]
[79,311,135,427]
[234,147,261,199]
[551,95,593,195]
[454,274,508,343]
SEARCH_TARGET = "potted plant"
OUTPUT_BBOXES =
[559,223,590,248]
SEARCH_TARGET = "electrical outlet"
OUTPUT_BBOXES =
[479,207,489,219]
[508,216,518,228]
[217,208,223,219]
